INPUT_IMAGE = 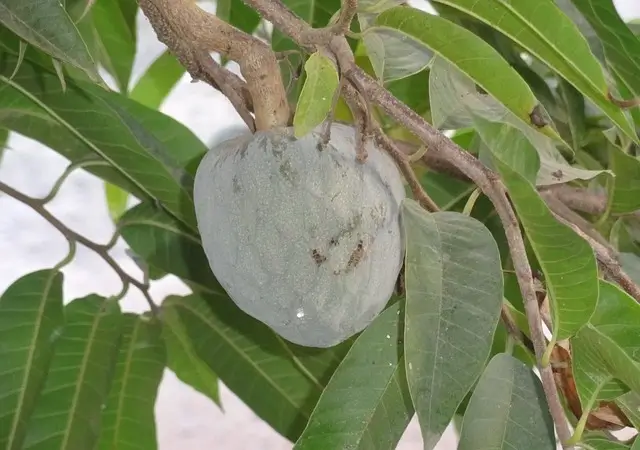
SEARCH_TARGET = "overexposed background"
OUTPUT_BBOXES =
[1,1,638,449]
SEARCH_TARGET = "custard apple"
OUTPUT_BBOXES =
[194,123,405,347]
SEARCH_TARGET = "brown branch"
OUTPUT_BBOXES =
[333,0,358,34]
[139,0,289,130]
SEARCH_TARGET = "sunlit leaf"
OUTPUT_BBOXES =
[294,301,413,449]
[97,314,165,450]
[23,296,123,450]
[400,199,503,449]
[608,145,640,215]
[0,270,64,450]
[430,0,637,143]
[129,50,185,109]
[104,182,129,221]
[0,0,99,81]
[293,52,339,138]
[477,117,599,340]
[458,353,555,450]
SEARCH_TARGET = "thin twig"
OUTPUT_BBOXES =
[0,180,159,314]
[333,0,358,35]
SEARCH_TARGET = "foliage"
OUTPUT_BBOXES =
[0,0,640,449]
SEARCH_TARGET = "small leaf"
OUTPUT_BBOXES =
[97,314,165,450]
[400,199,503,449]
[294,301,413,450]
[458,353,556,450]
[0,0,98,81]
[430,0,637,143]
[608,145,640,215]
[129,50,185,109]
[161,306,220,406]
[477,117,599,340]
[104,182,129,221]
[0,270,64,450]
[293,52,339,138]
[23,296,123,450]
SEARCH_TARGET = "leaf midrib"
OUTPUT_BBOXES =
[111,319,140,447]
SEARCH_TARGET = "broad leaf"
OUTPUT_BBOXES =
[0,270,64,450]
[0,0,98,81]
[401,199,503,449]
[458,353,555,450]
[0,55,208,230]
[161,294,324,441]
[608,145,640,215]
[293,52,339,138]
[430,0,637,142]
[429,58,608,185]
[161,306,220,406]
[129,50,185,109]
[477,117,599,340]
[294,301,413,449]
[105,182,129,221]
[97,314,165,450]
[23,296,123,450]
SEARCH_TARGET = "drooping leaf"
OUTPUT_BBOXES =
[129,50,185,109]
[430,0,637,143]
[458,353,555,450]
[0,55,209,230]
[23,296,123,450]
[608,145,640,215]
[0,270,64,450]
[97,314,165,450]
[161,306,220,406]
[293,52,339,138]
[294,301,413,450]
[477,117,599,340]
[429,58,608,185]
[0,0,99,81]
[400,199,503,450]
[161,294,324,441]
[105,182,129,221]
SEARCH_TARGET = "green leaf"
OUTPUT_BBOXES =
[293,52,339,138]
[616,391,640,429]
[0,127,8,165]
[429,58,608,185]
[0,270,64,450]
[430,0,637,143]
[293,301,413,450]
[161,294,325,441]
[118,203,220,291]
[216,0,261,35]
[0,0,99,81]
[581,434,632,450]
[573,280,640,409]
[477,117,599,340]
[608,145,640,215]
[458,353,555,450]
[370,7,548,134]
[23,296,123,450]
[558,78,587,151]
[97,314,165,450]
[161,306,220,406]
[129,50,185,109]
[400,199,503,449]
[105,182,129,221]
[0,55,209,230]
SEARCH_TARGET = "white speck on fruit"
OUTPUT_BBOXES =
[386,334,390,339]
[296,308,305,319]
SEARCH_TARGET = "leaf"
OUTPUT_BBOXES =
[104,182,129,221]
[558,78,587,151]
[0,270,64,450]
[616,391,640,429]
[294,301,413,450]
[23,295,123,450]
[400,199,503,450]
[581,434,631,450]
[161,306,220,406]
[97,314,165,450]
[0,126,8,163]
[477,117,599,340]
[216,0,261,35]
[429,58,608,185]
[0,0,99,81]
[161,294,324,441]
[129,50,185,109]
[0,55,209,230]
[458,353,555,450]
[430,0,637,143]
[608,145,640,215]
[118,202,220,291]
[293,52,339,138]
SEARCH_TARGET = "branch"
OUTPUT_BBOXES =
[0,181,158,314]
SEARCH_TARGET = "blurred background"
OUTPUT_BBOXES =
[0,1,638,448]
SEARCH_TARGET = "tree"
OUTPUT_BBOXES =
[0,0,639,449]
